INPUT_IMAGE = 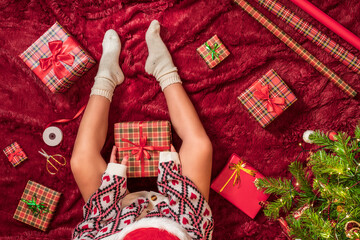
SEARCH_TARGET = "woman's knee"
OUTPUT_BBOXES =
[194,135,213,158]
[70,155,85,176]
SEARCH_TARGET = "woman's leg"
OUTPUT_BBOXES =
[71,30,124,202]
[145,21,212,201]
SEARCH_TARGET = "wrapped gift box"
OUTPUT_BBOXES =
[238,69,297,128]
[211,153,269,219]
[114,121,171,178]
[13,180,61,231]
[19,21,96,93]
[197,35,230,68]
[3,142,27,167]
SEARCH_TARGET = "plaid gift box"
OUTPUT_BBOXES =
[238,69,297,128]
[3,142,27,167]
[19,22,96,93]
[197,35,230,68]
[13,180,61,231]
[114,121,171,178]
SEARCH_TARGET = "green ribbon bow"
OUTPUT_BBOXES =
[21,195,50,216]
[205,42,220,60]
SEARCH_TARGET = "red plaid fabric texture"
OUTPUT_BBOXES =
[256,0,360,75]
[238,69,297,128]
[19,22,96,93]
[233,0,357,98]
[3,142,27,167]
[13,180,61,231]
[197,35,230,68]
[114,121,172,178]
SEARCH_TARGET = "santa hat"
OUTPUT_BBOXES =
[109,217,192,240]
[123,227,180,240]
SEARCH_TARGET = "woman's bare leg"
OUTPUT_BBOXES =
[71,30,124,202]
[145,21,212,201]
[163,84,213,201]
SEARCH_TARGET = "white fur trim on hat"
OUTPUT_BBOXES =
[102,217,191,240]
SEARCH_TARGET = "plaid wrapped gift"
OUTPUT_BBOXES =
[19,22,96,93]
[13,180,61,231]
[238,69,297,128]
[197,35,230,68]
[114,121,172,178]
[3,142,27,167]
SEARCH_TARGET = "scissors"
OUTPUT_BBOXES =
[39,149,66,175]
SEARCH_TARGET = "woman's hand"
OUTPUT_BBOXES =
[110,146,128,165]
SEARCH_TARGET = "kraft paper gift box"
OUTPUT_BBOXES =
[197,35,230,68]
[114,121,172,178]
[238,69,297,128]
[3,142,27,167]
[211,153,269,219]
[19,21,96,93]
[13,180,61,231]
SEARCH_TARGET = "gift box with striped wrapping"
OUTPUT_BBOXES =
[238,69,297,128]
[19,22,96,93]
[3,142,27,167]
[13,180,61,231]
[197,35,230,69]
[114,121,172,178]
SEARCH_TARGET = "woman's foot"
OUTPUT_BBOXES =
[145,20,181,91]
[91,29,124,101]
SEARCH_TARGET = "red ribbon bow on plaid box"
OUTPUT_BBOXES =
[39,40,75,79]
[254,84,285,114]
[118,123,169,176]
[8,148,24,162]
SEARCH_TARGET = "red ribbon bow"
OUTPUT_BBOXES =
[39,40,75,79]
[253,84,285,114]
[118,123,169,176]
[8,148,24,162]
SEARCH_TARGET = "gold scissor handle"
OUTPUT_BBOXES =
[46,155,67,175]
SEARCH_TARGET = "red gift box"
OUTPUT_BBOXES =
[211,153,269,219]
[3,142,27,167]
[114,121,171,178]
[19,22,96,93]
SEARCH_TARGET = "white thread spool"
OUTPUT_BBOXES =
[43,126,63,147]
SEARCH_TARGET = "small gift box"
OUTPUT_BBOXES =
[211,153,269,219]
[238,69,297,128]
[19,22,96,93]
[114,121,172,178]
[13,180,61,231]
[3,142,27,167]
[197,35,230,68]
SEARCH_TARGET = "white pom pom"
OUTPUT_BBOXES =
[303,130,315,144]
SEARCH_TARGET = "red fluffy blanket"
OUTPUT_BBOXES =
[1,0,359,239]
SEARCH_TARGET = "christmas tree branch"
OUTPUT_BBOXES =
[289,161,314,196]
[255,177,293,196]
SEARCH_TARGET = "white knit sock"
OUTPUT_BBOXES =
[91,29,124,101]
[145,20,182,91]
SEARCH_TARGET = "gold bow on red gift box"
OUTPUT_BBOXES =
[220,160,257,192]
